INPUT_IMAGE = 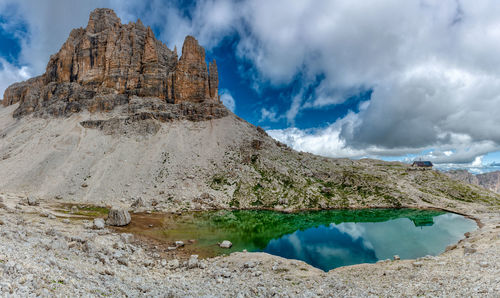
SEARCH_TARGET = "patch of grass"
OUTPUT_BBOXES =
[77,205,109,217]
[57,204,109,217]
[253,183,263,192]
[210,174,228,190]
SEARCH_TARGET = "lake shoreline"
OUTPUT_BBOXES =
[0,192,499,296]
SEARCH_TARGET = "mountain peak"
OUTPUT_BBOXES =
[2,8,222,119]
[86,8,121,33]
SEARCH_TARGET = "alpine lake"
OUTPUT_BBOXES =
[118,208,477,272]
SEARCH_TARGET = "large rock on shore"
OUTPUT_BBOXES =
[106,208,131,226]
[3,8,221,119]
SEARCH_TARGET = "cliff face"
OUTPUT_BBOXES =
[3,8,221,118]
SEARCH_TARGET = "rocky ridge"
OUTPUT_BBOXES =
[446,169,500,194]
[2,8,223,120]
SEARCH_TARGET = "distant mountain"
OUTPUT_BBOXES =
[445,170,500,194]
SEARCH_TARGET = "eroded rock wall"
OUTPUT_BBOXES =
[3,8,221,118]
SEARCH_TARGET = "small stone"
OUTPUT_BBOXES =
[243,261,256,269]
[219,240,232,248]
[93,218,105,229]
[27,196,38,206]
[445,244,457,252]
[188,239,196,244]
[120,233,134,244]
[393,255,400,261]
[117,257,129,266]
[106,208,131,226]
[0,219,4,225]
[412,262,423,268]
[199,261,207,269]
[188,255,199,268]
[464,246,477,255]
[464,232,471,238]
[479,261,489,268]
[48,214,56,220]
[81,183,88,188]
[104,269,115,276]
[62,219,70,224]
[161,259,167,267]
[167,246,177,251]
[131,197,147,208]
[168,259,180,269]
[253,271,263,277]
[71,206,78,214]
[175,241,184,247]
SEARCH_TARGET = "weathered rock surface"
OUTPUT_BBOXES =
[220,240,232,248]
[106,208,131,226]
[93,218,105,229]
[3,8,223,120]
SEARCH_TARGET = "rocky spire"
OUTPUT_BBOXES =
[86,8,121,33]
[2,8,221,117]
[209,59,219,101]
[173,36,210,103]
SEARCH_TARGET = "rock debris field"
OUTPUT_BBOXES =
[0,193,499,297]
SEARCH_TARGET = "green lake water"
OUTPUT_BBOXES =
[131,209,477,271]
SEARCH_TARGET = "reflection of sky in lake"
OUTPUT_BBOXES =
[262,213,476,272]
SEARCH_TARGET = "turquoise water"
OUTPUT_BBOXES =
[132,209,477,271]
[261,213,476,271]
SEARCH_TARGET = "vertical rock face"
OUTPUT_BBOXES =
[173,36,210,103]
[2,8,221,118]
[209,59,219,101]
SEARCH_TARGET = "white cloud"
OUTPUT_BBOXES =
[0,58,30,100]
[219,89,235,112]
[259,107,282,123]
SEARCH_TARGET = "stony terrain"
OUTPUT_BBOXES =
[0,192,499,297]
[446,169,500,194]
[1,100,499,212]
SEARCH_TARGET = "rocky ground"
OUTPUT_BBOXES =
[1,192,499,297]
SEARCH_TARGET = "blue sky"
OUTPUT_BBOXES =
[2,0,500,173]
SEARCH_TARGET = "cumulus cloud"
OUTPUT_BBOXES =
[239,0,500,165]
[219,89,235,112]
[0,58,30,100]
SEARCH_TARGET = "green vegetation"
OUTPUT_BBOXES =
[210,174,229,190]
[57,204,109,217]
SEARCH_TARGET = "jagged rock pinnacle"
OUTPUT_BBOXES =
[2,8,221,118]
